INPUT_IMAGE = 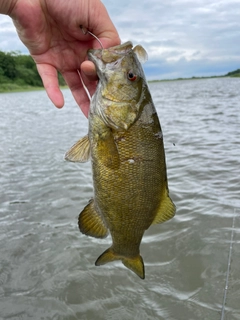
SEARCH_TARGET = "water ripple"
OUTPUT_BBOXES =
[1,79,240,319]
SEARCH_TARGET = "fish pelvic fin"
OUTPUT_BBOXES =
[65,135,90,162]
[79,199,108,238]
[152,184,176,225]
[95,248,145,279]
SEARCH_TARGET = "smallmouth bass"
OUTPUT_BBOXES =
[65,41,175,279]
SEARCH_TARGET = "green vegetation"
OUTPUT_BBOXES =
[149,70,240,83]
[0,50,66,92]
[0,50,239,92]
[150,75,223,83]
[225,69,240,77]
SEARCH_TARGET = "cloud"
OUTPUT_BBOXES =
[1,0,240,79]
[0,16,27,53]
[103,0,240,78]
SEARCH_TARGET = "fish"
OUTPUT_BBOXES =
[65,41,176,279]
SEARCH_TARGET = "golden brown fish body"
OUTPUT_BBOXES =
[65,42,175,279]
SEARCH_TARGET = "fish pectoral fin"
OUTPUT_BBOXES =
[152,185,176,225]
[65,135,90,162]
[97,131,120,169]
[79,199,108,238]
[95,248,145,279]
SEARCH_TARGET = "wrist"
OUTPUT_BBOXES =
[0,0,18,15]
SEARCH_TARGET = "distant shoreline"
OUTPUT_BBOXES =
[1,50,239,93]
[149,74,240,83]
[0,75,239,94]
[0,85,68,94]
[0,85,44,93]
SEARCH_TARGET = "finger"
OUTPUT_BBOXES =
[62,70,97,118]
[81,61,98,81]
[78,75,98,117]
[37,64,64,108]
[90,2,121,48]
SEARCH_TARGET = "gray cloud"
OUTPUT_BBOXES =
[0,16,27,53]
[104,0,240,78]
[1,0,240,79]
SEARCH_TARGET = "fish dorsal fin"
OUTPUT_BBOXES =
[79,199,108,238]
[152,185,176,225]
[133,45,148,64]
[65,135,90,162]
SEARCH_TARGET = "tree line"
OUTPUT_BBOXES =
[225,69,240,77]
[0,50,239,90]
[0,50,65,88]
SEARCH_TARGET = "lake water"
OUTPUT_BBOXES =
[0,78,239,320]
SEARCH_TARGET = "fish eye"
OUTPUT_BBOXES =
[127,71,137,81]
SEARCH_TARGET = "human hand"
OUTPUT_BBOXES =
[7,0,120,116]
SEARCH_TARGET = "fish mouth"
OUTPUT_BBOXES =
[87,42,134,81]
[88,41,133,65]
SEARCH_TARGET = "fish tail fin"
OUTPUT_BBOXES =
[122,255,145,279]
[95,248,145,279]
[95,247,117,266]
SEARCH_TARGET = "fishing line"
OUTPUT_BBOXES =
[77,69,92,101]
[78,25,104,101]
[80,25,104,49]
[220,210,236,320]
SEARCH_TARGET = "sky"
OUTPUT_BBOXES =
[0,0,240,80]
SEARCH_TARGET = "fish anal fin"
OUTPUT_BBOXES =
[95,248,145,279]
[152,185,176,225]
[65,135,90,162]
[79,199,108,238]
